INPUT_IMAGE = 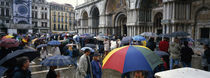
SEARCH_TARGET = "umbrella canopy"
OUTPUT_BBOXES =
[0,38,20,48]
[197,38,210,45]
[41,55,73,66]
[2,35,14,39]
[0,66,7,77]
[48,40,61,46]
[155,67,210,78]
[80,33,92,38]
[36,44,48,49]
[121,36,132,45]
[85,44,96,48]
[141,32,157,37]
[158,34,171,37]
[154,51,169,57]
[103,45,163,73]
[170,31,190,37]
[0,48,39,67]
[180,38,194,42]
[132,35,146,41]
[81,47,95,52]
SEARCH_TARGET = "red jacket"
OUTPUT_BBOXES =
[159,40,169,52]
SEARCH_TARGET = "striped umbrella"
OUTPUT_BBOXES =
[103,45,163,73]
[0,38,20,48]
[41,55,73,66]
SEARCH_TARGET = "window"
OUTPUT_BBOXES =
[45,13,47,19]
[35,6,37,9]
[62,17,63,23]
[45,23,48,27]
[32,21,38,27]
[58,17,60,22]
[41,13,44,19]
[45,8,47,10]
[58,24,60,30]
[35,11,38,18]
[32,6,34,9]
[54,16,56,22]
[32,11,34,18]
[42,7,44,10]
[65,25,67,31]
[62,25,63,30]
[65,17,67,23]
[6,2,9,6]
[1,2,4,6]
[6,8,9,16]
[54,24,56,30]
[6,20,9,23]
[1,8,4,16]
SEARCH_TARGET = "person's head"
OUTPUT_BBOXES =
[204,44,209,50]
[84,49,91,56]
[183,41,188,47]
[16,56,30,70]
[93,53,100,61]
[174,38,179,43]
[148,37,154,42]
[163,37,169,41]
[50,66,57,70]
[134,71,148,78]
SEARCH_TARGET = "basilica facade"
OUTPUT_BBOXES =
[75,0,210,39]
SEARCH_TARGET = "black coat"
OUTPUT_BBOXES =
[181,46,194,63]
[204,48,210,64]
[146,41,156,51]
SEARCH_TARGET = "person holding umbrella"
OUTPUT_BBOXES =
[76,49,93,78]
[46,66,60,78]
[168,38,181,69]
[12,56,31,78]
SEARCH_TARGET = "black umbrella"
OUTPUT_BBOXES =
[0,48,39,67]
[85,44,96,48]
[170,31,190,37]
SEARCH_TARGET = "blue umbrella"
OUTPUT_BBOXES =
[0,66,7,77]
[158,34,171,37]
[132,35,146,41]
[81,47,95,52]
[180,38,194,43]
[36,44,48,48]
[0,48,39,67]
[154,51,169,57]
[41,55,73,66]
[121,36,132,45]
[48,40,61,46]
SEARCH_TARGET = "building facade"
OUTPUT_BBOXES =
[0,0,33,34]
[75,0,210,39]
[0,0,13,33]
[32,0,50,33]
[50,2,75,33]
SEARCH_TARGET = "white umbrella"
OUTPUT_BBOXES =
[140,32,157,37]
[155,67,210,78]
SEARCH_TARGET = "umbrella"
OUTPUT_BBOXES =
[197,38,210,45]
[2,35,14,39]
[154,51,169,57]
[0,66,7,77]
[170,31,190,37]
[48,40,61,46]
[36,44,48,48]
[103,45,163,73]
[0,38,20,48]
[121,36,132,45]
[155,67,210,78]
[85,44,96,48]
[158,34,171,37]
[41,55,73,66]
[132,35,146,41]
[180,38,194,42]
[141,32,157,37]
[0,48,39,67]
[81,47,95,52]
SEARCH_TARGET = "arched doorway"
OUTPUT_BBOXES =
[154,12,163,35]
[195,7,210,39]
[82,11,88,33]
[115,13,127,36]
[91,7,99,35]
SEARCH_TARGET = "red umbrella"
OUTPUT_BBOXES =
[0,38,20,48]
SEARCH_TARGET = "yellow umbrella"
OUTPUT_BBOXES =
[32,38,38,44]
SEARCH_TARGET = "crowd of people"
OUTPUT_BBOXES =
[0,32,210,78]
